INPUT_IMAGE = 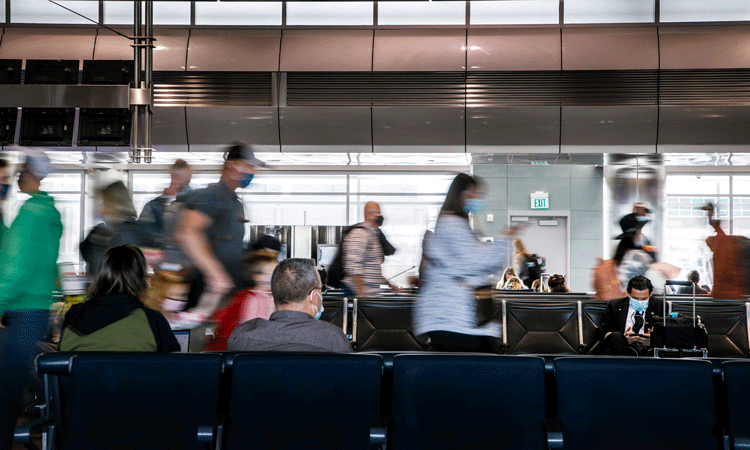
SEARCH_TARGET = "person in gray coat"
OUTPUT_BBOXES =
[414,173,516,352]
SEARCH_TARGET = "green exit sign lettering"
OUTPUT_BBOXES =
[530,191,549,210]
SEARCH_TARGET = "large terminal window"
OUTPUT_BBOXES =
[129,171,452,285]
[664,174,748,287]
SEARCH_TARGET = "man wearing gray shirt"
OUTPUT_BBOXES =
[228,258,352,353]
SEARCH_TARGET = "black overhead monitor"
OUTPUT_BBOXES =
[82,60,134,85]
[0,108,18,146]
[0,60,22,84]
[25,59,79,85]
[78,108,132,146]
[19,108,75,146]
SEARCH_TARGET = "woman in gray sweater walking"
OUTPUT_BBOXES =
[414,173,515,352]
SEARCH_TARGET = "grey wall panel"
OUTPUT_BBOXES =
[561,106,657,154]
[279,106,371,153]
[467,29,561,71]
[562,27,658,70]
[280,30,373,72]
[0,28,95,67]
[658,105,750,152]
[187,30,280,72]
[373,30,466,72]
[467,106,560,154]
[95,29,188,71]
[372,106,464,153]
[660,26,750,69]
[152,107,187,149]
[186,106,279,152]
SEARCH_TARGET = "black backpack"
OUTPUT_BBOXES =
[520,253,544,286]
[326,224,366,288]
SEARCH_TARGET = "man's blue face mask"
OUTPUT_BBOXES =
[629,297,649,313]
[239,172,254,188]
[0,183,9,200]
[310,290,324,320]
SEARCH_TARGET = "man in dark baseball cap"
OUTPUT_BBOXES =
[172,142,266,331]
[225,142,267,168]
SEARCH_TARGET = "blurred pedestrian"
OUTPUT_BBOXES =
[174,143,265,329]
[80,181,155,276]
[0,151,62,450]
[414,173,517,352]
[341,201,399,297]
[0,157,11,246]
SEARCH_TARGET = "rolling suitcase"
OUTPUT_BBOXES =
[651,280,708,358]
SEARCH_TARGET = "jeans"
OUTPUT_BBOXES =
[340,283,356,299]
[0,309,49,450]
[428,331,498,353]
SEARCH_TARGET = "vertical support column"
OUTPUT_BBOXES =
[144,0,153,163]
[603,154,665,259]
[132,0,142,163]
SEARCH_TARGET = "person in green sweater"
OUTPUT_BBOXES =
[0,151,62,450]
[0,157,11,245]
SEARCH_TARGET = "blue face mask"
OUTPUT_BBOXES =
[629,297,649,313]
[0,183,9,200]
[311,290,324,320]
[238,172,254,188]
[464,199,485,215]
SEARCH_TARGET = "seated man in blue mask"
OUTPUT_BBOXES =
[227,258,352,353]
[594,275,662,356]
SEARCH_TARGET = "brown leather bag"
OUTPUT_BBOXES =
[592,258,626,301]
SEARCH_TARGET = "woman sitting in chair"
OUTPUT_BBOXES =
[60,244,180,352]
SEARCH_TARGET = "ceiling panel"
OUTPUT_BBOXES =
[280,30,373,72]
[372,106,464,153]
[186,106,279,152]
[152,106,187,150]
[563,27,658,70]
[95,29,189,71]
[660,26,750,70]
[0,28,95,67]
[468,29,561,71]
[658,105,750,153]
[373,29,466,72]
[467,106,560,153]
[562,106,657,154]
[279,106,372,153]
[187,30,280,72]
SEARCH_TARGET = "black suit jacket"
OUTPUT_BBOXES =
[599,296,664,338]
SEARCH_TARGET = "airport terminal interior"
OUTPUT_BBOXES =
[2,0,750,448]
[0,0,749,292]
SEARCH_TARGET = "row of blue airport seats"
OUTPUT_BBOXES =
[321,297,750,357]
[15,352,750,450]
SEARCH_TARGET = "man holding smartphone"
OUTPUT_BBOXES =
[594,276,662,356]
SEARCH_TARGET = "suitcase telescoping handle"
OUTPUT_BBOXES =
[665,280,697,327]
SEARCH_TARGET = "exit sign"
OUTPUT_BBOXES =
[531,191,549,210]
